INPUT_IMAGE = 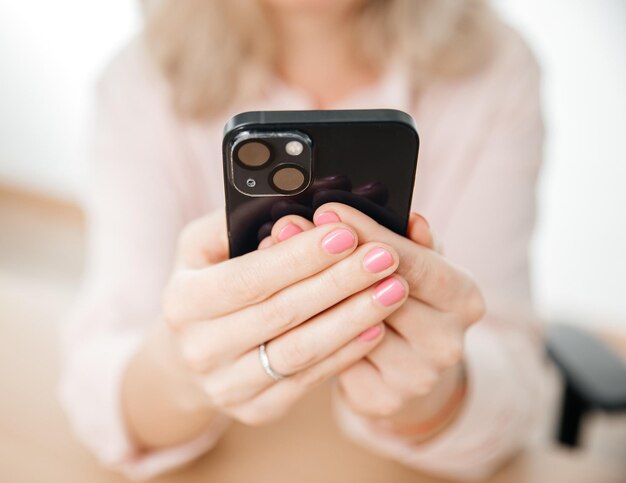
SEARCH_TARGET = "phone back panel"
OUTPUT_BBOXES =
[223,110,419,258]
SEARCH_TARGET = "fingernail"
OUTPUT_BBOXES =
[363,247,394,273]
[358,325,382,342]
[315,211,340,225]
[373,277,406,306]
[322,228,355,254]
[278,223,303,241]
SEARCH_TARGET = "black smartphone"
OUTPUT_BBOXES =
[223,109,419,258]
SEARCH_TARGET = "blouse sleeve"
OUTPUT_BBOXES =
[58,43,230,481]
[333,27,549,481]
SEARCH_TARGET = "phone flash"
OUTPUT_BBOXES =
[285,140,303,156]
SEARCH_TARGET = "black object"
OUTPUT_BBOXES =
[223,109,419,258]
[546,323,626,447]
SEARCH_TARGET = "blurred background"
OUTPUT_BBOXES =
[1,0,625,481]
[2,0,626,328]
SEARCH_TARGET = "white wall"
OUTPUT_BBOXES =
[1,1,625,329]
[0,1,141,198]
[494,0,626,329]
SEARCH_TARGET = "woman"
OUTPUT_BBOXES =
[60,0,547,480]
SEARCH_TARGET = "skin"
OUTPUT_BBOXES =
[124,204,485,448]
[262,0,380,109]
[261,206,485,438]
[122,0,486,450]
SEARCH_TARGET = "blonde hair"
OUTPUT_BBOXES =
[145,0,497,119]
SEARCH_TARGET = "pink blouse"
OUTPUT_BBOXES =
[59,24,548,481]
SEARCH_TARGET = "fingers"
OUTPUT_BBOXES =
[164,222,358,323]
[407,212,434,249]
[177,244,404,372]
[337,359,407,418]
[203,275,407,403]
[216,324,385,425]
[340,305,466,419]
[385,297,465,371]
[176,211,229,269]
[407,212,445,255]
[313,203,484,319]
[258,214,315,250]
[366,328,439,400]
[258,236,274,250]
[270,215,315,242]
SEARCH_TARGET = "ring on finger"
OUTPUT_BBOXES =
[259,342,288,381]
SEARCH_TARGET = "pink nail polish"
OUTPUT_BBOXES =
[278,223,303,241]
[358,325,382,342]
[373,277,406,306]
[315,211,340,225]
[363,247,394,273]
[322,228,355,254]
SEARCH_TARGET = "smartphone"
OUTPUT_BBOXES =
[223,109,419,258]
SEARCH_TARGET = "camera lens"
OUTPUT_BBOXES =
[271,165,306,192]
[236,141,271,168]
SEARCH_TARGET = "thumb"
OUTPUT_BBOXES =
[407,212,437,251]
[175,209,229,269]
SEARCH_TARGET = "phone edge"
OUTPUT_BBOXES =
[223,109,417,137]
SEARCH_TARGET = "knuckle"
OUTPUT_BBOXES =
[463,285,486,322]
[297,370,325,389]
[435,340,464,370]
[391,369,435,398]
[436,270,455,292]
[224,265,265,306]
[180,347,208,373]
[201,378,224,404]
[348,389,405,419]
[281,245,306,272]
[180,337,219,373]
[319,264,347,293]
[405,255,429,286]
[373,393,405,418]
[260,294,298,331]
[234,408,268,426]
[277,337,317,373]
[177,219,201,253]
[410,370,438,396]
[206,385,241,408]
[294,365,328,389]
[235,404,284,427]
[162,276,189,326]
[261,409,284,425]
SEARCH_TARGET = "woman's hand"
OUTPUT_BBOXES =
[123,208,410,448]
[263,203,486,442]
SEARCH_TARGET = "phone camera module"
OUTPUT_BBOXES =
[236,141,271,168]
[230,131,311,196]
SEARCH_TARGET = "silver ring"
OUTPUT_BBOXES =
[258,342,286,381]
